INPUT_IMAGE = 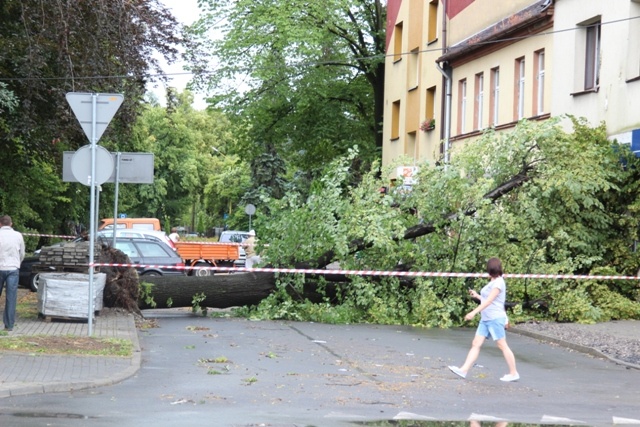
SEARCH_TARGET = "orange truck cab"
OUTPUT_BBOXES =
[98,218,161,231]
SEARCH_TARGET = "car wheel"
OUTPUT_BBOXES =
[29,273,40,293]
[141,271,162,277]
[193,262,212,277]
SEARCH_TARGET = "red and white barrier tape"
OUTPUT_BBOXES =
[87,262,640,281]
[178,241,243,246]
[23,233,76,239]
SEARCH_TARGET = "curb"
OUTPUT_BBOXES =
[0,313,143,398]
[510,327,640,371]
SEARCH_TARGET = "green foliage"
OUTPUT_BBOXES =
[126,92,250,232]
[188,0,385,187]
[140,283,157,309]
[0,0,182,237]
[191,292,208,316]
[547,282,603,324]
[238,118,640,326]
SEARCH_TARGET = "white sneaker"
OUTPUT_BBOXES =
[500,373,520,382]
[448,365,466,379]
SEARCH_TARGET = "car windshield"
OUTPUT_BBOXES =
[219,231,249,243]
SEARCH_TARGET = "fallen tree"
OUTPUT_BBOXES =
[103,163,537,312]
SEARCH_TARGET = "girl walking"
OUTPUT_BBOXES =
[448,257,520,382]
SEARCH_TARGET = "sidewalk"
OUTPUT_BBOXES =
[0,311,141,398]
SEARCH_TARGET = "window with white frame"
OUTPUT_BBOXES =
[490,67,499,126]
[515,57,525,120]
[534,50,545,115]
[474,72,484,130]
[584,21,600,90]
[458,79,467,134]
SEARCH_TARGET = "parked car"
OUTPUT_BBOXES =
[97,229,175,250]
[34,229,175,255]
[23,236,184,292]
[218,230,249,267]
[110,237,185,277]
[19,256,53,292]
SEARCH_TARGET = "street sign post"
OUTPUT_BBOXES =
[245,204,256,230]
[66,92,123,336]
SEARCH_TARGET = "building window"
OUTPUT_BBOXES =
[490,67,499,127]
[406,131,417,158]
[408,48,419,90]
[394,22,403,62]
[474,72,484,130]
[584,21,601,90]
[458,79,467,134]
[428,0,438,43]
[626,8,640,80]
[533,50,545,115]
[392,100,401,139]
[426,86,436,125]
[515,57,525,120]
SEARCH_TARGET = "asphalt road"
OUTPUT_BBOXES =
[0,310,638,427]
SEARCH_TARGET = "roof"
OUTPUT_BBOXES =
[437,0,554,66]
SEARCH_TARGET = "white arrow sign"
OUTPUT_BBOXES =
[66,93,124,143]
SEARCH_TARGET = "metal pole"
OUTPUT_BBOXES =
[87,94,97,336]
[112,152,121,247]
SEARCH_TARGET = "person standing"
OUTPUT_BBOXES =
[243,230,261,268]
[168,227,180,243]
[448,257,519,382]
[0,215,25,332]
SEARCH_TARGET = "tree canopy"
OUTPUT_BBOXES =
[124,90,250,232]
[0,0,183,239]
[186,0,386,188]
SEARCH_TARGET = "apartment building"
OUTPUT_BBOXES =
[551,0,640,152]
[382,0,640,182]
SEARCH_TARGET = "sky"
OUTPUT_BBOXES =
[150,0,207,109]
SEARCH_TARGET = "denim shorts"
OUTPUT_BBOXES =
[476,317,507,341]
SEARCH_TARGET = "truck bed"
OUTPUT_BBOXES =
[174,241,239,261]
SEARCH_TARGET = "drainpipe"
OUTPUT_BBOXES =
[436,62,452,166]
[438,0,451,167]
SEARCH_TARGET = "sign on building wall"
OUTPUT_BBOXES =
[397,166,419,185]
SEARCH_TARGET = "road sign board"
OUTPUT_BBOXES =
[66,93,124,143]
[70,145,114,186]
[62,151,154,184]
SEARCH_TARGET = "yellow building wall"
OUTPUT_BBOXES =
[382,0,444,178]
[451,34,553,138]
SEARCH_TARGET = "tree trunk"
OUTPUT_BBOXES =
[138,272,277,309]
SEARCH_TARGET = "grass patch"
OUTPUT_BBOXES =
[0,335,133,357]
[16,290,39,320]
